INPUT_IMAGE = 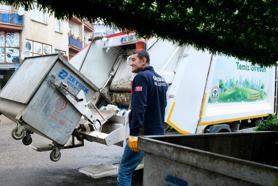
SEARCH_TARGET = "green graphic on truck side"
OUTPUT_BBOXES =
[209,79,266,103]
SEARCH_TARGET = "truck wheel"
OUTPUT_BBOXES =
[50,149,61,162]
[11,127,25,140]
[206,124,231,133]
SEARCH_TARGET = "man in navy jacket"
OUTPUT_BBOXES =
[117,50,168,186]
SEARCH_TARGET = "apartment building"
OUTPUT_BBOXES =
[0,4,93,89]
[68,16,93,59]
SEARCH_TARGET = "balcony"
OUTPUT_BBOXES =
[84,21,93,32]
[70,16,82,25]
[69,35,82,51]
[0,12,23,25]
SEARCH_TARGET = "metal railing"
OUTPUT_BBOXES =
[0,10,23,25]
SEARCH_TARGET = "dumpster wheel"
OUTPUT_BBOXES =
[22,134,32,146]
[50,148,61,162]
[11,127,25,140]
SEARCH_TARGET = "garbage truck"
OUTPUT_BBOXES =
[0,31,276,161]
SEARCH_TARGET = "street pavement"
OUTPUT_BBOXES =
[0,115,143,186]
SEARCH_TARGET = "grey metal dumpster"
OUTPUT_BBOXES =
[138,132,278,186]
[0,54,98,153]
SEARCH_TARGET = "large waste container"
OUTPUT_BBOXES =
[0,54,97,145]
[138,132,278,186]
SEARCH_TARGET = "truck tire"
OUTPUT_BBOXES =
[206,124,231,133]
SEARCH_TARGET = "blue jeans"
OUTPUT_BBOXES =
[117,144,144,186]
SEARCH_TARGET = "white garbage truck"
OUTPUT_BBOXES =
[0,31,276,161]
[70,31,276,134]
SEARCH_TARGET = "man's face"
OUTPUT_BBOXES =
[129,54,147,73]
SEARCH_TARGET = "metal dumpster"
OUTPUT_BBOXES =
[0,54,99,160]
[138,132,278,186]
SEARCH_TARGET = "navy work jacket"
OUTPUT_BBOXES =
[129,66,168,136]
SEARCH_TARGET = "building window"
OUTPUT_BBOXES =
[43,44,51,55]
[69,24,82,41]
[55,19,62,33]
[6,32,19,47]
[0,31,20,63]
[31,6,48,24]
[0,48,4,62]
[24,39,52,57]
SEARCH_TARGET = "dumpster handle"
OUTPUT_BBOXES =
[48,76,83,102]
[59,82,84,102]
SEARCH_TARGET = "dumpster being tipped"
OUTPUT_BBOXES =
[0,54,129,161]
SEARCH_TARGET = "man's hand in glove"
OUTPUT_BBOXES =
[128,136,138,152]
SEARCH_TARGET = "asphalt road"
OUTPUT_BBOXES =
[0,116,143,186]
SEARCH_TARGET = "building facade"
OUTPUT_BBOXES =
[0,4,93,89]
[22,6,69,59]
[0,4,23,89]
[68,16,93,59]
